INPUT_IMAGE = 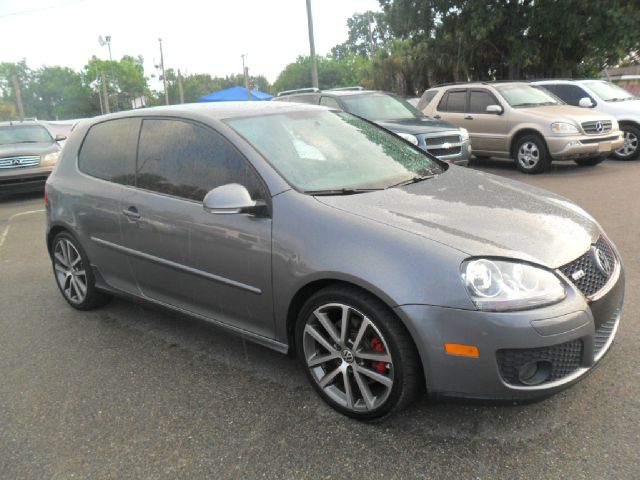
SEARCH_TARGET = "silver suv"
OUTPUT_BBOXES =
[420,82,624,173]
[46,102,624,419]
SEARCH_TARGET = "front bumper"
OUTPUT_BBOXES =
[0,165,53,194]
[547,132,624,159]
[418,133,472,166]
[394,259,624,401]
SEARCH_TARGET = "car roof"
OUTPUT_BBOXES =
[0,120,47,127]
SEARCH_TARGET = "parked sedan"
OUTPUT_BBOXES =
[46,102,624,419]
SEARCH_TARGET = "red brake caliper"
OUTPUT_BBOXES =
[370,337,388,373]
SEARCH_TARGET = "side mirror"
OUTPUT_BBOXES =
[203,183,267,216]
[578,97,594,108]
[486,104,503,114]
[55,133,67,142]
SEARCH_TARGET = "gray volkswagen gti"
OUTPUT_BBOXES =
[45,102,624,420]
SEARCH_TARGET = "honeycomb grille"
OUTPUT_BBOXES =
[497,340,583,386]
[558,237,616,297]
[594,308,620,358]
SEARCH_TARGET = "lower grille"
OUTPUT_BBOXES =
[581,120,612,135]
[424,134,461,146]
[0,155,40,169]
[594,308,620,359]
[497,340,583,386]
[428,146,462,157]
[558,236,616,297]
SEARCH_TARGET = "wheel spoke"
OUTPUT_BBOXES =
[54,264,68,275]
[355,364,393,388]
[355,351,391,363]
[307,352,338,367]
[352,318,371,351]
[313,309,340,345]
[342,369,354,409]
[339,305,350,346]
[54,251,68,268]
[319,366,341,388]
[304,324,337,353]
[353,368,375,409]
[74,275,87,296]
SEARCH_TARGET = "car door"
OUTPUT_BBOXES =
[466,88,509,152]
[75,117,140,295]
[119,117,274,338]
[433,89,468,127]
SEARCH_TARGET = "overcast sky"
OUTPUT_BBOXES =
[0,0,381,86]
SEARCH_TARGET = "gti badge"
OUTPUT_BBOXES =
[592,246,613,276]
[571,270,586,281]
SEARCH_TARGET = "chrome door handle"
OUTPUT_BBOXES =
[434,115,442,119]
[464,116,474,120]
[122,207,140,220]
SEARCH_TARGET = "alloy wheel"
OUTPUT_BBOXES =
[615,130,638,158]
[518,142,540,169]
[302,303,394,413]
[53,238,87,304]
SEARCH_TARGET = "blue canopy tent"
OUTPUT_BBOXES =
[197,86,273,102]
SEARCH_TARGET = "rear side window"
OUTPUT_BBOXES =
[438,90,466,112]
[319,96,341,109]
[281,94,318,104]
[136,119,266,202]
[419,90,438,109]
[541,84,591,106]
[78,118,139,185]
[469,90,497,113]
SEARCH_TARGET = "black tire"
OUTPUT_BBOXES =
[513,134,551,174]
[51,231,112,310]
[295,285,423,420]
[574,155,606,166]
[611,124,640,160]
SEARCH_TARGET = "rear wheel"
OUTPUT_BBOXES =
[295,286,422,420]
[513,134,551,173]
[612,124,640,160]
[574,155,606,166]
[51,232,112,310]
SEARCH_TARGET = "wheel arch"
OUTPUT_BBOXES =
[509,128,548,157]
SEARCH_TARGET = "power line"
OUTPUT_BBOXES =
[0,0,93,20]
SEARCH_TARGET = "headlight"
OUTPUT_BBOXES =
[397,132,419,145]
[550,122,579,135]
[41,151,60,164]
[461,259,566,311]
[459,127,469,141]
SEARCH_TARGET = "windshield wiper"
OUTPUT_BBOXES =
[387,174,434,189]
[304,188,383,196]
[16,140,39,143]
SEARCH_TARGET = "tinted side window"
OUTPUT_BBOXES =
[285,94,318,104]
[542,84,589,106]
[446,90,467,112]
[437,92,449,111]
[424,90,437,106]
[320,96,341,109]
[136,119,266,202]
[78,118,139,185]
[469,90,497,113]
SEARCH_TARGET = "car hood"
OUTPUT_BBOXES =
[0,142,58,158]
[520,105,615,123]
[315,167,599,268]
[376,117,460,135]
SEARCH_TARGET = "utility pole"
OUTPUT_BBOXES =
[101,71,110,114]
[367,12,376,59]
[10,74,25,121]
[159,38,169,105]
[177,69,185,104]
[305,0,319,89]
[241,54,251,100]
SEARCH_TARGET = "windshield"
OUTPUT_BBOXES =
[0,125,53,145]
[341,94,423,121]
[582,81,636,102]
[227,110,442,193]
[496,85,563,108]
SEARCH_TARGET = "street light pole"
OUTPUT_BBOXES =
[241,53,251,100]
[104,35,118,111]
[305,0,319,89]
[159,38,169,105]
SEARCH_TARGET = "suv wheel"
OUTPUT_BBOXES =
[51,232,112,310]
[612,124,640,160]
[574,155,606,167]
[514,135,551,173]
[296,286,422,420]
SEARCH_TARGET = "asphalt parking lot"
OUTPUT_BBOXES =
[1,159,639,480]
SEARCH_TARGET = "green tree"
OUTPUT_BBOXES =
[33,66,96,119]
[273,55,373,92]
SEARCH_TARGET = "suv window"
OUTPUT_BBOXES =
[319,96,341,109]
[78,118,139,185]
[282,94,318,104]
[136,119,266,202]
[438,90,466,112]
[420,90,438,109]
[542,84,592,107]
[469,89,497,113]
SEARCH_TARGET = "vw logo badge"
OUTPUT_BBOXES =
[592,246,613,276]
[341,349,354,364]
[595,121,604,133]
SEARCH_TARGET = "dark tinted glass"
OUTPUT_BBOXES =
[136,119,265,202]
[319,96,341,108]
[437,92,449,111]
[469,90,496,113]
[446,90,467,112]
[422,90,437,107]
[78,118,139,185]
[542,84,589,106]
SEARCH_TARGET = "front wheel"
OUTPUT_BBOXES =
[513,135,551,173]
[612,124,640,160]
[295,286,422,420]
[574,155,606,166]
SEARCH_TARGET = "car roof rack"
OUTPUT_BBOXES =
[431,81,489,88]
[326,86,365,91]
[276,87,320,97]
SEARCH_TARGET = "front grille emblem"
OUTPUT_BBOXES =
[571,270,585,281]
[592,246,613,276]
[595,122,604,133]
[12,158,22,166]
[442,142,451,149]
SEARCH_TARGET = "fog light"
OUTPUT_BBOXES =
[518,360,552,385]
[566,141,581,148]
